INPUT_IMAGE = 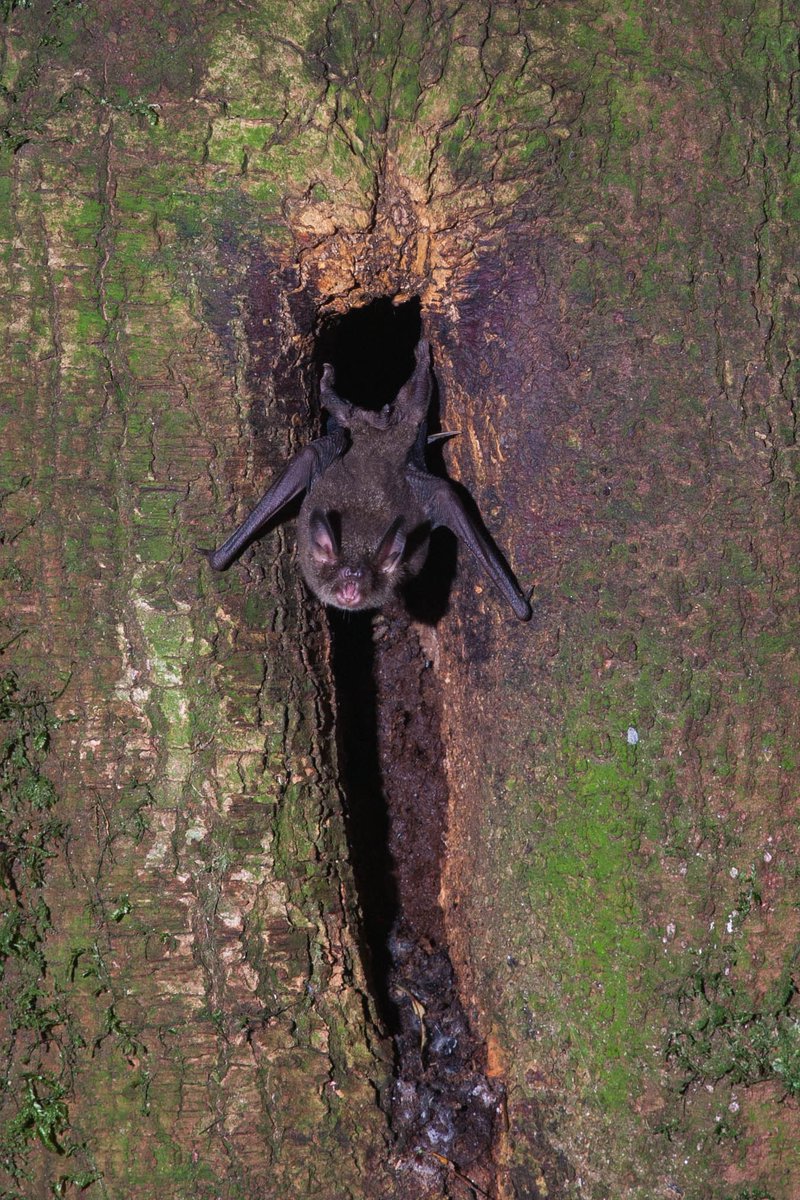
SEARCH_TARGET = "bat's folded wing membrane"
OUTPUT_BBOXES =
[408,468,531,620]
[207,430,347,571]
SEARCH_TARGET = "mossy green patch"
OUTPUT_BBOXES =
[510,710,659,1109]
[614,0,652,62]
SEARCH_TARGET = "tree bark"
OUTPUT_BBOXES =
[1,2,797,1198]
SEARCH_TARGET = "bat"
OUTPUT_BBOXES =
[203,339,532,620]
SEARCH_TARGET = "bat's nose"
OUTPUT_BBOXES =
[342,566,364,579]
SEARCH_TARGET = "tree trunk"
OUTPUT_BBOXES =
[1,2,797,1199]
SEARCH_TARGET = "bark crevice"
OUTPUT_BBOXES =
[320,298,502,1197]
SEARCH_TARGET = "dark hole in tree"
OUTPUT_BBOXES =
[315,295,422,411]
[318,295,427,1025]
[328,608,395,1016]
[319,297,502,1193]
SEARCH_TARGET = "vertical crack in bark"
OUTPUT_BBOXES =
[321,299,502,1198]
[331,608,502,1199]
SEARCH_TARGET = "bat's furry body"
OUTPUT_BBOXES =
[206,340,531,620]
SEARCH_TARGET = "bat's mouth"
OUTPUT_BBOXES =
[336,581,363,607]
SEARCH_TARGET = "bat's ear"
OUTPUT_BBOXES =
[309,510,339,565]
[375,517,406,574]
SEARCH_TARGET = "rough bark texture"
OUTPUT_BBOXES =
[1,2,798,1199]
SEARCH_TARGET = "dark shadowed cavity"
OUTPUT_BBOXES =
[318,296,424,1024]
[315,295,422,410]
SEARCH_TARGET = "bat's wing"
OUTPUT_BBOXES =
[205,430,348,571]
[407,467,532,620]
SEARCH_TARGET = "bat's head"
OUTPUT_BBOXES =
[299,509,408,611]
